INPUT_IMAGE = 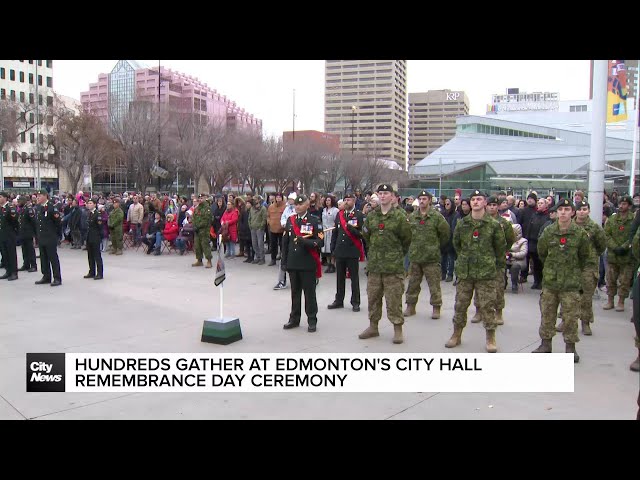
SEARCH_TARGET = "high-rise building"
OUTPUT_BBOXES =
[324,60,407,169]
[408,90,469,169]
[590,60,639,103]
[0,60,56,191]
[81,60,262,134]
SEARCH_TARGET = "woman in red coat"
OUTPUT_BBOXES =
[162,213,179,244]
[220,201,239,258]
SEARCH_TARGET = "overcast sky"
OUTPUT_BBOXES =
[53,60,591,137]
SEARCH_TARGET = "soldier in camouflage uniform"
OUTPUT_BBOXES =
[359,184,412,344]
[445,190,506,353]
[404,190,450,320]
[107,198,124,255]
[192,195,213,268]
[470,195,515,326]
[603,195,635,312]
[629,228,640,372]
[556,200,606,335]
[533,198,590,362]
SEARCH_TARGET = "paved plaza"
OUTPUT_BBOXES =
[1,244,638,419]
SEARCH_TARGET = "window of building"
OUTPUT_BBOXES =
[12,151,18,162]
[30,132,35,144]
[38,60,42,66]
[19,91,25,103]
[46,77,52,88]
[0,88,5,100]
[46,115,53,126]
[22,152,27,163]
[21,132,26,143]
[10,90,16,101]
[10,69,16,81]
[20,111,25,122]
[0,67,5,79]
[28,73,33,84]
[1,151,6,163]
[19,71,24,83]
[29,93,34,104]
[47,96,53,106]
[38,75,42,86]
[46,60,52,68]
[39,95,43,106]
[29,113,34,123]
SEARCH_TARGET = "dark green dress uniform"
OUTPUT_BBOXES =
[18,202,38,272]
[0,193,19,280]
[281,196,324,332]
[329,198,365,311]
[35,196,62,286]
[85,208,104,279]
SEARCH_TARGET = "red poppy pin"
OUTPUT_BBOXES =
[420,220,425,225]
[378,223,385,230]
[473,230,479,239]
[302,218,307,224]
[560,237,567,244]
[619,226,624,231]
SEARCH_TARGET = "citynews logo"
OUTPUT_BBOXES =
[26,353,65,392]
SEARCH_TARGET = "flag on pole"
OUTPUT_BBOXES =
[607,60,628,123]
[214,242,226,286]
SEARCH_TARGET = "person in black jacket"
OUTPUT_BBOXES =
[83,199,104,280]
[328,193,365,312]
[211,196,225,252]
[281,194,324,332]
[526,198,551,289]
[0,191,19,281]
[17,196,37,273]
[518,192,539,282]
[34,189,62,286]
[143,212,165,256]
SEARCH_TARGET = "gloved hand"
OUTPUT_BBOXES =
[614,247,629,255]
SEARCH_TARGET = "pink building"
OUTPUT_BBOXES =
[80,60,262,134]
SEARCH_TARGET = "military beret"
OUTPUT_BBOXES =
[417,190,432,198]
[343,192,355,199]
[575,200,590,210]
[619,195,633,205]
[0,191,9,199]
[377,184,393,193]
[294,194,308,205]
[556,198,575,210]
[36,189,49,196]
[487,195,499,205]
[470,189,486,198]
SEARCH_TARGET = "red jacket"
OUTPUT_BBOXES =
[220,208,239,243]
[163,220,179,242]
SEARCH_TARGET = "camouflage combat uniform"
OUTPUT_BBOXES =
[193,200,213,264]
[108,206,124,254]
[604,210,634,304]
[573,216,606,329]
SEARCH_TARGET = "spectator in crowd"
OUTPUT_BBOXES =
[143,212,165,256]
[175,213,194,255]
[267,193,286,266]
[220,201,239,258]
[507,223,529,293]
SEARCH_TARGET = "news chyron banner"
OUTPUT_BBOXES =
[27,353,574,393]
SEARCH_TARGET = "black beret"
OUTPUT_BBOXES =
[294,194,308,205]
[556,198,575,210]
[575,200,590,210]
[377,184,393,193]
[470,189,486,198]
[487,196,499,205]
[417,190,432,198]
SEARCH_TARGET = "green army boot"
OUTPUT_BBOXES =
[403,304,416,317]
[192,260,203,267]
[532,339,552,353]
[603,296,615,310]
[115,249,123,255]
[581,321,592,336]
[358,322,380,340]
[615,297,625,312]
[445,326,463,348]
[108,248,116,255]
[630,354,640,372]
[431,306,441,319]
[206,259,213,269]
[470,310,482,323]
[556,321,565,332]
[485,330,497,353]
[495,310,504,325]
[566,343,580,363]
[392,324,404,344]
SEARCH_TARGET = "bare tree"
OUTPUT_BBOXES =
[0,99,18,154]
[319,151,345,194]
[263,135,295,194]
[207,130,236,194]
[232,130,266,195]
[342,153,367,193]
[289,138,325,194]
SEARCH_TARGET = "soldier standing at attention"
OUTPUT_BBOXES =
[403,190,450,320]
[84,199,104,280]
[17,196,38,273]
[445,190,505,353]
[603,195,635,312]
[192,195,213,268]
[532,198,589,362]
[0,191,19,281]
[470,195,515,325]
[281,194,324,332]
[35,189,62,286]
[107,198,124,255]
[359,184,412,344]
[328,193,365,312]
[557,200,606,335]
[628,227,640,372]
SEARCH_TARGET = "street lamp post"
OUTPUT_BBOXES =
[351,105,357,156]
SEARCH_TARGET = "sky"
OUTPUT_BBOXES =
[53,60,591,138]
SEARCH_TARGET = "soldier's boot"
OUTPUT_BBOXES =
[206,259,213,269]
[445,326,463,348]
[556,321,565,332]
[582,321,592,336]
[115,249,123,256]
[358,322,380,340]
[192,260,203,267]
[108,248,116,255]
[392,324,404,344]
[630,353,640,372]
[470,310,482,323]
[403,304,416,317]
[495,310,504,325]
[532,339,552,353]
[431,306,441,320]
[566,343,580,363]
[603,296,615,310]
[485,329,497,353]
[615,297,625,312]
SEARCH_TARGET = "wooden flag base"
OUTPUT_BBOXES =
[201,317,243,345]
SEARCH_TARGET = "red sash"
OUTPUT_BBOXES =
[339,210,365,261]
[290,214,322,279]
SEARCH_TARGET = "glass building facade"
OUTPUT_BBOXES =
[108,60,138,131]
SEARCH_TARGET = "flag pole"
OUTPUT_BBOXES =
[630,64,640,196]
[219,236,224,319]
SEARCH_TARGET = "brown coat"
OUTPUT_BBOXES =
[268,201,286,234]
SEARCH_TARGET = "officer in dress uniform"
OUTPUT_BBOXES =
[281,194,324,332]
[84,199,104,280]
[328,192,365,312]
[34,189,62,286]
[0,191,19,281]
[17,196,38,273]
